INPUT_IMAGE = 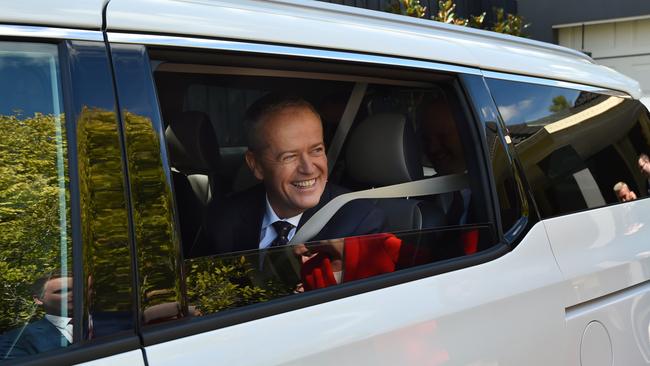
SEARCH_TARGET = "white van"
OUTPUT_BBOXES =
[1,1,649,365]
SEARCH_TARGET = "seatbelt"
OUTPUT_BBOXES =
[289,173,469,244]
[327,82,367,175]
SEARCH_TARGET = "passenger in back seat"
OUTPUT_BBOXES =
[419,94,478,254]
[206,93,386,255]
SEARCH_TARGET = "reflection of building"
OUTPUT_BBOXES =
[518,1,650,96]
[510,93,650,215]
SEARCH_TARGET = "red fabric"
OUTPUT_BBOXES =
[460,229,479,255]
[343,233,401,282]
[301,253,337,290]
[301,233,403,291]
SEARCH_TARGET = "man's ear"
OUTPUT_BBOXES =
[33,296,43,306]
[245,150,265,180]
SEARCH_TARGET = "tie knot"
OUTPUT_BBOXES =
[272,220,294,238]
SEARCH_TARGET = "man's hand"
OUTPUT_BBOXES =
[293,239,344,272]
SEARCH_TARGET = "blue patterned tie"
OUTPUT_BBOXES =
[270,221,294,247]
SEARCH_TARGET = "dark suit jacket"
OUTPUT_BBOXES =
[0,318,69,360]
[206,183,387,255]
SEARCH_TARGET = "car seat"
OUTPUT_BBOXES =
[165,111,222,258]
[345,113,447,232]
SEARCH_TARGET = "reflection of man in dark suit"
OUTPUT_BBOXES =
[0,275,72,361]
[208,94,386,255]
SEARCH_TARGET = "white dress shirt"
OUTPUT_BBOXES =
[45,314,73,343]
[258,195,302,249]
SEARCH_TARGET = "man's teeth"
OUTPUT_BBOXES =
[293,179,316,188]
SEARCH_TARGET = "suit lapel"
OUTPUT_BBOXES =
[31,319,69,351]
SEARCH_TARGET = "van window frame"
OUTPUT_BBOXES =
[107,32,521,346]
[0,25,143,365]
[484,74,647,220]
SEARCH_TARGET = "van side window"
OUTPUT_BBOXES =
[153,60,498,318]
[486,78,650,217]
[460,74,526,238]
[0,42,73,361]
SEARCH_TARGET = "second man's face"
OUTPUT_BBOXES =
[35,277,74,316]
[247,105,328,218]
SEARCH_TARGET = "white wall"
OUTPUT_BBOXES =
[557,17,650,97]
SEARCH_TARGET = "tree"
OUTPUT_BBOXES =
[492,7,529,37]
[387,0,426,18]
[386,0,528,37]
[433,0,485,28]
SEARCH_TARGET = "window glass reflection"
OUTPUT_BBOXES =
[185,226,491,315]
[0,43,72,361]
[487,78,650,217]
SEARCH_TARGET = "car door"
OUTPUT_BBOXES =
[486,74,650,365]
[0,24,146,366]
[103,28,573,364]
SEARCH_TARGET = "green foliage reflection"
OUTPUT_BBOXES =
[0,112,70,331]
[185,254,290,315]
[77,107,132,314]
[122,111,181,312]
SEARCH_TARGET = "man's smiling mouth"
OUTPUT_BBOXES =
[292,178,316,188]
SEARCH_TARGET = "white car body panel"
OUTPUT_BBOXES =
[544,201,650,306]
[2,0,105,30]
[145,223,569,365]
[564,282,650,366]
[104,0,642,98]
[543,201,650,365]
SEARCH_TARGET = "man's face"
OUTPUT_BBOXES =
[35,277,73,316]
[639,156,650,177]
[421,103,466,175]
[246,105,327,218]
[617,185,637,202]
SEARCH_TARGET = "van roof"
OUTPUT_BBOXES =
[3,0,643,98]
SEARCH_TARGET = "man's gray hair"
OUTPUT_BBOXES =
[245,93,320,152]
[613,181,627,194]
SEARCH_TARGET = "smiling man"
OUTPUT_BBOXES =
[208,93,386,254]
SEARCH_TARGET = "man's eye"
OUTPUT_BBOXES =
[311,147,324,155]
[281,154,297,163]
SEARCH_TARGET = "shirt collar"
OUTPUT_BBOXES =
[45,314,72,329]
[262,195,302,229]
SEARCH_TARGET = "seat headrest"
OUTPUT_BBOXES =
[165,111,220,173]
[346,113,423,186]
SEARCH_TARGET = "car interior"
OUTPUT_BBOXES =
[151,51,496,266]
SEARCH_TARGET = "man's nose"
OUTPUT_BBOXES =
[297,153,315,174]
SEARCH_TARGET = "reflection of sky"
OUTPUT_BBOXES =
[487,78,581,126]
[0,55,60,117]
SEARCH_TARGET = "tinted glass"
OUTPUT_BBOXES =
[186,225,492,313]
[152,64,497,317]
[0,42,72,361]
[460,74,526,238]
[111,44,185,326]
[68,41,134,339]
[487,78,650,217]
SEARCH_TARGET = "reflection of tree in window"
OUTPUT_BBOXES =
[549,95,569,113]
[0,112,71,332]
[76,107,132,318]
